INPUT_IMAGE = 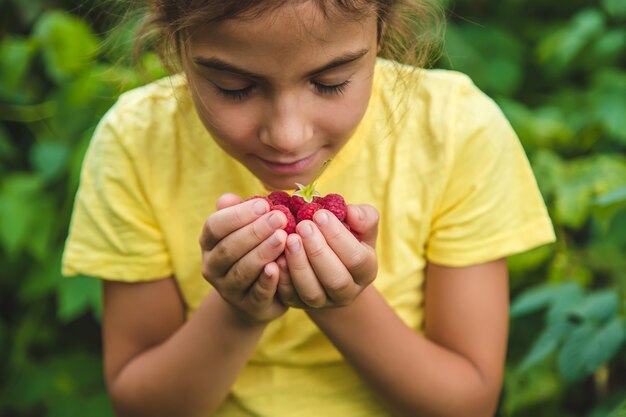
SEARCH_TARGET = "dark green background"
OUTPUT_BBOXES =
[1,0,625,416]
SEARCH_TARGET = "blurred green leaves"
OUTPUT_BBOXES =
[0,36,39,103]
[33,11,99,82]
[512,282,625,383]
[1,353,114,417]
[531,152,626,229]
[0,174,48,257]
[443,23,524,95]
[602,0,626,19]
[57,275,103,323]
[591,70,626,144]
[537,8,606,76]
[0,3,165,416]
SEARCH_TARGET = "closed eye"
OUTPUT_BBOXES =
[214,85,255,101]
[213,80,350,100]
[312,80,351,96]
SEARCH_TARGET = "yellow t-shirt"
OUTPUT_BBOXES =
[62,58,555,416]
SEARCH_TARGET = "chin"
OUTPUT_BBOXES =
[249,163,314,192]
[260,177,299,192]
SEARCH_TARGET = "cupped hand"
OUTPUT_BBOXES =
[277,204,379,309]
[199,194,289,325]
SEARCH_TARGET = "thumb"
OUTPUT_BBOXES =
[216,193,244,211]
[346,204,379,247]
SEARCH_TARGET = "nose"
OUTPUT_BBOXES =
[259,92,313,153]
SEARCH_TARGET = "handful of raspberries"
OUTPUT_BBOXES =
[246,159,360,239]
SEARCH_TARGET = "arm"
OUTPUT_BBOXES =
[307,259,509,417]
[103,196,290,417]
[103,278,267,417]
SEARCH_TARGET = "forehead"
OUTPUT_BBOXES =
[187,2,377,60]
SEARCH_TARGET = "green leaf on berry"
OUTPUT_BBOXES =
[293,158,332,203]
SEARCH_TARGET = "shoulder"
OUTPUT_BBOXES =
[92,74,196,156]
[372,58,501,130]
[115,73,189,111]
[374,58,479,100]
[105,74,190,131]
[371,59,509,158]
[374,58,501,114]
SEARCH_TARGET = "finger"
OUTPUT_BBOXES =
[221,229,287,299]
[298,218,360,305]
[276,256,295,301]
[246,262,280,310]
[200,198,270,251]
[276,255,288,277]
[204,210,287,279]
[285,232,328,308]
[216,193,244,211]
[313,209,378,289]
[345,204,379,248]
[276,256,307,308]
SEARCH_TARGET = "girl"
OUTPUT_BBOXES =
[63,1,556,416]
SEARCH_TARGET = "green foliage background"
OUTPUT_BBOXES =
[1,0,625,415]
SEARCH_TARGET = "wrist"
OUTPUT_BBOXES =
[207,290,269,331]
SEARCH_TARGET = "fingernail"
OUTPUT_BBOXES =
[299,222,313,238]
[357,206,364,221]
[287,236,301,253]
[269,230,282,247]
[253,200,268,215]
[314,211,328,225]
[268,212,284,229]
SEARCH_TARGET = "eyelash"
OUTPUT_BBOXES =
[313,80,351,96]
[215,86,254,101]
[214,80,351,101]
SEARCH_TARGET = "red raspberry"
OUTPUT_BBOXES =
[289,195,304,216]
[289,195,321,217]
[268,191,290,207]
[271,204,296,234]
[296,202,322,223]
[245,195,271,205]
[321,193,347,221]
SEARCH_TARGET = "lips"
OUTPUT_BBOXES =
[257,152,318,175]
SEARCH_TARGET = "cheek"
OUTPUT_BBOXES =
[314,87,372,140]
[190,92,259,149]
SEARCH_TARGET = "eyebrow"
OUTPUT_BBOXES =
[192,48,370,79]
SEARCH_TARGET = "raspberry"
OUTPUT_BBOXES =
[271,204,296,234]
[321,193,347,221]
[268,191,290,207]
[289,195,305,216]
[289,195,321,217]
[244,159,361,240]
[296,202,323,223]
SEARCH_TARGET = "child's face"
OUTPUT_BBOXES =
[184,2,378,190]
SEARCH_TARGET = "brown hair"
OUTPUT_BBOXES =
[132,0,445,74]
